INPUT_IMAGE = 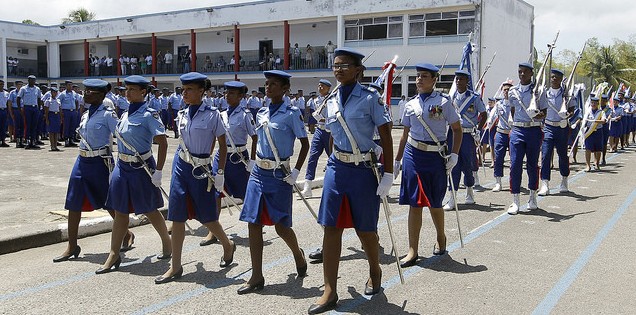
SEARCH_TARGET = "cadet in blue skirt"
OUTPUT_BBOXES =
[237,70,309,295]
[492,82,513,192]
[199,81,257,246]
[608,96,623,152]
[600,94,610,164]
[0,80,8,147]
[55,79,134,263]
[44,87,62,151]
[155,73,236,284]
[97,75,172,274]
[583,97,606,171]
[309,48,393,314]
[507,62,547,215]
[394,63,462,269]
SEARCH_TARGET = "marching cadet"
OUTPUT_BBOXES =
[608,95,623,152]
[306,91,318,133]
[583,96,606,171]
[302,79,333,200]
[622,92,634,146]
[480,97,497,168]
[443,70,486,210]
[17,75,43,149]
[394,62,462,268]
[156,73,236,284]
[149,88,162,111]
[237,70,309,295]
[631,95,636,144]
[492,82,513,192]
[199,81,257,246]
[44,87,62,151]
[246,89,262,121]
[55,79,134,263]
[507,62,547,215]
[309,48,393,314]
[618,91,630,148]
[8,83,24,147]
[0,80,9,147]
[59,80,79,147]
[97,75,172,274]
[168,87,183,137]
[160,88,170,128]
[538,69,574,196]
[600,94,610,164]
[116,86,130,117]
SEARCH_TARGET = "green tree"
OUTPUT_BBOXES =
[61,8,96,24]
[21,19,40,26]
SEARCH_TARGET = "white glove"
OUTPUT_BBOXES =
[473,132,481,144]
[373,145,383,158]
[446,153,458,172]
[393,160,401,179]
[151,170,162,187]
[284,168,300,186]
[246,160,255,173]
[376,173,393,198]
[214,173,224,191]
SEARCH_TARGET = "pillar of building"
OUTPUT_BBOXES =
[337,15,345,49]
[83,39,89,76]
[0,37,7,80]
[234,24,240,72]
[283,21,290,70]
[116,36,122,76]
[190,29,197,72]
[151,33,157,75]
[47,42,60,78]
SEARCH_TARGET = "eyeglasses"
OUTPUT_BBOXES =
[332,64,352,70]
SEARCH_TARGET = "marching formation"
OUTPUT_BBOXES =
[2,36,633,313]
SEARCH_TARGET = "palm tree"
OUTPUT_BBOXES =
[61,8,96,24]
[21,19,40,25]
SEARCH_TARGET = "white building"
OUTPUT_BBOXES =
[0,0,533,101]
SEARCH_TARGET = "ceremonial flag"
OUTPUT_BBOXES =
[373,55,398,107]
[448,41,474,97]
[569,84,585,126]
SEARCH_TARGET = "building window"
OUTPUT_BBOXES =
[409,10,475,38]
[345,15,403,42]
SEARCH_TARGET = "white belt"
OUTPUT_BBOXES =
[118,151,153,163]
[544,120,567,128]
[178,150,212,166]
[407,137,446,152]
[333,150,372,163]
[79,147,109,157]
[497,127,511,135]
[462,127,475,133]
[256,158,290,170]
[228,145,247,153]
[512,121,542,128]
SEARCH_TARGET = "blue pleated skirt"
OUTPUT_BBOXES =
[47,112,61,133]
[609,120,623,138]
[399,143,447,209]
[168,153,218,223]
[317,155,380,232]
[239,166,293,227]
[213,150,250,199]
[106,157,164,214]
[584,129,603,152]
[65,156,112,212]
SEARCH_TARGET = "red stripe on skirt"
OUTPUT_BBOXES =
[335,194,354,229]
[260,199,274,226]
[81,196,95,211]
[416,174,431,208]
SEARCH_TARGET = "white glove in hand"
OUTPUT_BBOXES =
[393,160,401,179]
[246,160,255,173]
[285,168,300,186]
[376,173,393,198]
[446,153,458,172]
[214,173,225,191]
[151,170,162,187]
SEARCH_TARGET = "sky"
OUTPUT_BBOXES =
[1,0,634,55]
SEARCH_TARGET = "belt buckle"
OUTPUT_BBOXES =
[340,153,351,163]
[261,160,272,169]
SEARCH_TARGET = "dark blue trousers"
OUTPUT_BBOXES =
[540,124,570,180]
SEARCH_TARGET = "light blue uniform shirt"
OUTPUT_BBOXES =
[324,83,391,152]
[495,99,511,130]
[247,96,262,109]
[9,90,19,108]
[106,92,117,105]
[223,104,257,146]
[116,104,165,155]
[148,97,162,111]
[0,91,8,109]
[509,84,547,123]
[620,102,630,116]
[178,105,225,156]
[78,104,118,150]
[451,90,485,128]
[41,91,51,102]
[585,108,606,129]
[58,90,77,110]
[45,97,61,112]
[402,91,459,142]
[169,94,183,110]
[539,87,575,122]
[612,105,624,118]
[159,95,169,110]
[315,95,327,127]
[17,85,42,106]
[218,98,229,111]
[117,96,130,111]
[255,101,307,159]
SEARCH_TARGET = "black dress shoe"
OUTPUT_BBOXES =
[308,248,323,261]
[157,252,172,260]
[399,256,419,268]
[307,294,338,314]
[0,143,10,147]
[53,246,81,263]
[433,236,447,256]
[296,248,307,277]
[121,232,135,252]
[364,272,382,295]
[237,278,265,295]
[219,242,236,268]
[154,267,183,284]
[199,236,218,246]
[95,256,122,274]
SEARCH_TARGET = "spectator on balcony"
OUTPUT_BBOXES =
[204,56,212,72]
[156,51,164,74]
[119,55,128,76]
[325,40,337,68]
[145,54,153,74]
[130,55,138,75]
[164,51,173,74]
[182,49,191,73]
[305,45,314,69]
[275,55,282,70]
[293,43,301,69]
[140,55,148,75]
[92,56,100,76]
[229,55,236,72]
[217,55,227,72]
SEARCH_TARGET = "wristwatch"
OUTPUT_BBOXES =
[217,169,224,175]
